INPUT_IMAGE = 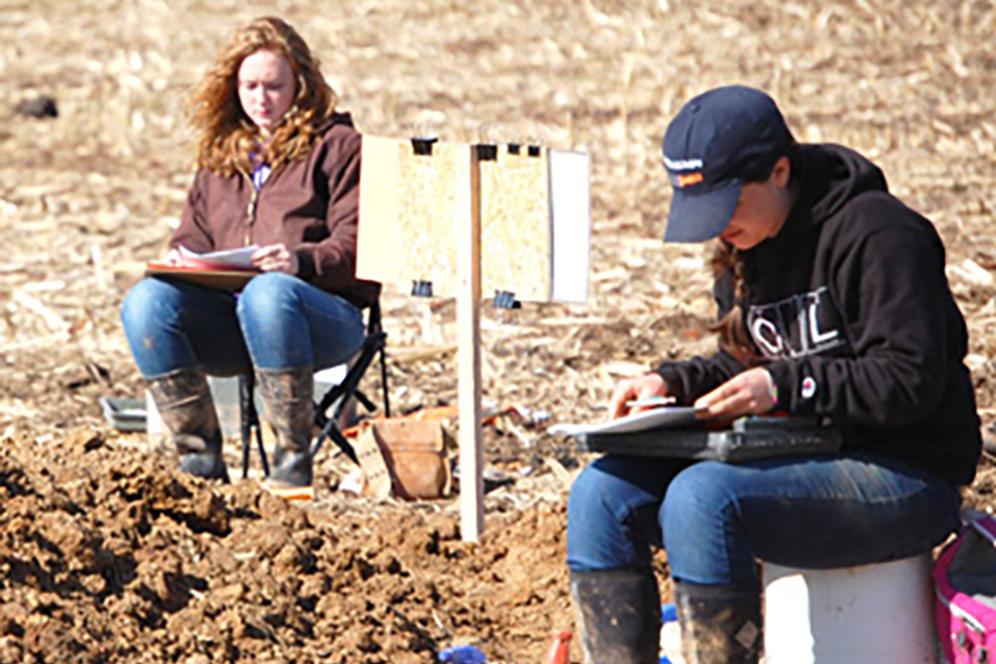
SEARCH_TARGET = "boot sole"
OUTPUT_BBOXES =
[261,480,315,502]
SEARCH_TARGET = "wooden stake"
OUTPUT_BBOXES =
[458,145,484,541]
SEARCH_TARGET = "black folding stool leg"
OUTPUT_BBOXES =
[378,339,391,418]
[311,302,390,463]
[310,358,370,463]
[239,373,270,479]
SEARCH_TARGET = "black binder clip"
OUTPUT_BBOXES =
[475,144,498,161]
[508,144,521,155]
[493,290,521,309]
[527,145,541,157]
[411,136,438,156]
[412,280,434,297]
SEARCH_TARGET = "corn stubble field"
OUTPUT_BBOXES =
[0,0,994,661]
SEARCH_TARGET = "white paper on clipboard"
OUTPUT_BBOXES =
[548,406,706,437]
[177,245,258,268]
[549,149,590,304]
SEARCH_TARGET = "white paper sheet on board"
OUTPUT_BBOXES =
[549,150,591,304]
[547,406,706,437]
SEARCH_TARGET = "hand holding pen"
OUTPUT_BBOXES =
[609,373,672,419]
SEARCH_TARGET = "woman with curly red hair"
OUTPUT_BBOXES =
[121,17,378,495]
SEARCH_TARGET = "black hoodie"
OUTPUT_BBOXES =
[656,144,981,485]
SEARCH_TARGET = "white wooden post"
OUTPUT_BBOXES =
[457,146,484,541]
[356,138,591,542]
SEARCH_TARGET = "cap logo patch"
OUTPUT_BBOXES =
[676,172,704,188]
[663,156,703,170]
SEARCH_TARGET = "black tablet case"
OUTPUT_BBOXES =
[576,416,842,462]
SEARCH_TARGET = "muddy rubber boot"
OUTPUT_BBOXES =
[673,580,761,664]
[255,366,314,497]
[569,568,661,664]
[146,369,229,482]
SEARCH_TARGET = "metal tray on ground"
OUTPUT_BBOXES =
[577,416,843,463]
[99,396,147,432]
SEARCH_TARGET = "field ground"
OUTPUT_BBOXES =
[1,0,994,661]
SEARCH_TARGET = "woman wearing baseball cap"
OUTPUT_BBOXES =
[566,85,981,662]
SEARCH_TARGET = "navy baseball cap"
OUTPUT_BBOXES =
[662,85,791,243]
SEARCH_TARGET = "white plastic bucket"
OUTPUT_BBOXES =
[762,553,936,664]
[145,388,165,448]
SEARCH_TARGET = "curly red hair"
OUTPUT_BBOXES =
[187,16,337,176]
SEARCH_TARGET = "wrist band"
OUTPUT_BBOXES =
[767,373,779,407]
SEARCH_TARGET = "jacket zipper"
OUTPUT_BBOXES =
[243,171,258,246]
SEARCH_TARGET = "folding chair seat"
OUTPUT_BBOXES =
[238,300,391,479]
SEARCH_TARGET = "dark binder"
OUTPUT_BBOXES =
[576,416,842,463]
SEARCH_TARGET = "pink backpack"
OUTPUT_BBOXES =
[933,510,996,663]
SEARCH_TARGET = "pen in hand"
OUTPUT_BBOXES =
[624,395,677,409]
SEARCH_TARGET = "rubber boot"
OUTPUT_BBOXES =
[146,368,229,481]
[255,366,314,495]
[569,568,661,664]
[673,580,761,664]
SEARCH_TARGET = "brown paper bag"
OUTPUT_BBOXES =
[353,422,393,500]
[355,419,452,500]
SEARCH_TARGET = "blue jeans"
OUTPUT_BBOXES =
[567,453,961,585]
[120,273,365,378]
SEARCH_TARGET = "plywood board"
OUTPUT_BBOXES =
[357,136,402,286]
[479,147,551,301]
[358,136,590,303]
[357,136,466,296]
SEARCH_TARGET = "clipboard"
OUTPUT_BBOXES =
[146,262,259,291]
